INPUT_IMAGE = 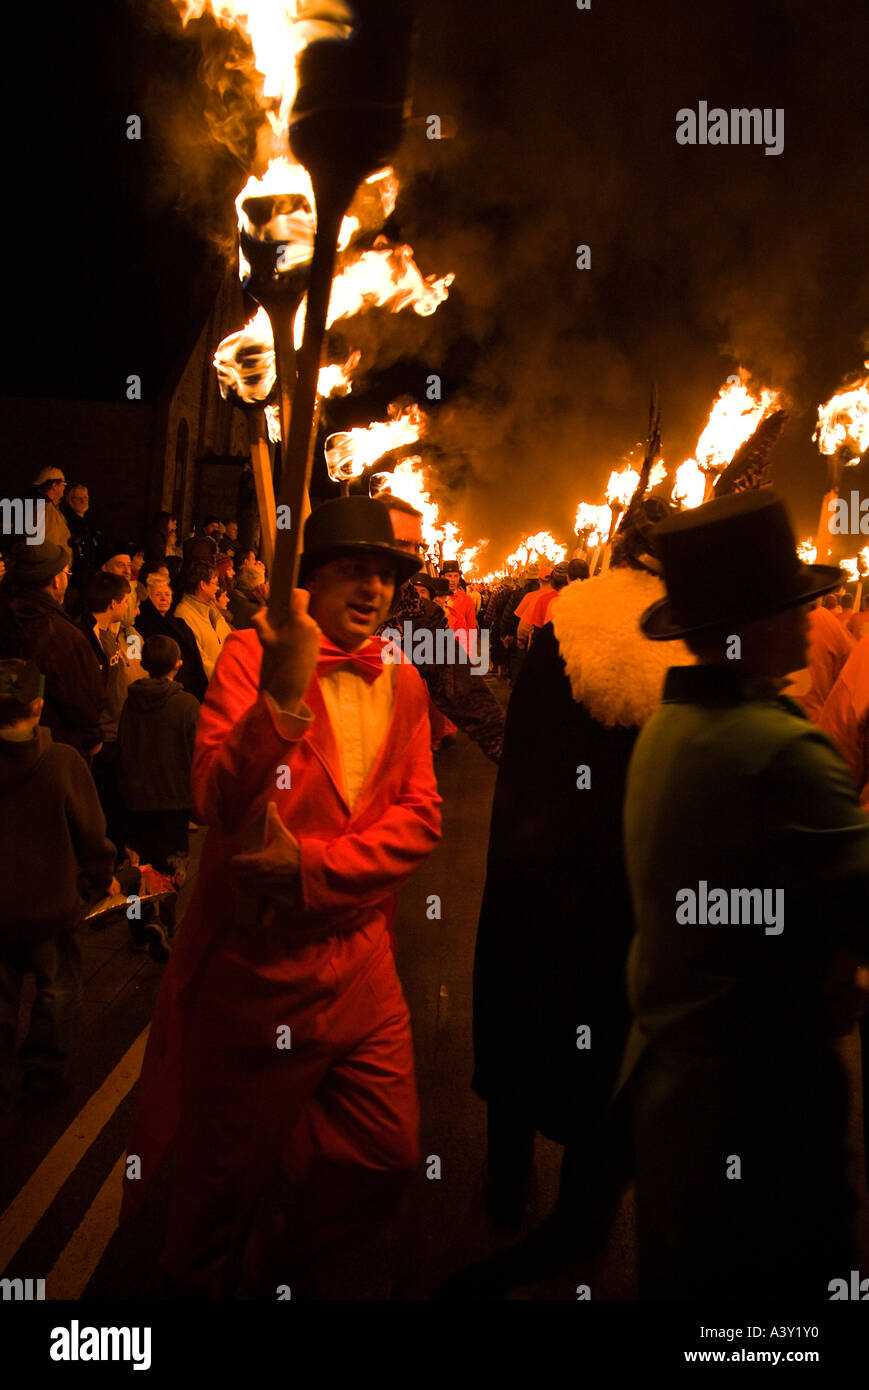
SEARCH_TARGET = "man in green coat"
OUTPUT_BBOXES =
[622,490,869,1300]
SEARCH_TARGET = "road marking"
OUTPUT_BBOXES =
[0,1026,148,1272]
[46,1153,125,1300]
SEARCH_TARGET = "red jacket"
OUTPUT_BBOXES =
[445,589,478,638]
[123,630,441,1218]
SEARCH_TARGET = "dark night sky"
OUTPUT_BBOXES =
[4,0,869,556]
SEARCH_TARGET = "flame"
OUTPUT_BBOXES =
[214,307,360,423]
[670,368,781,510]
[814,366,869,463]
[370,455,442,561]
[796,538,818,565]
[839,550,869,582]
[574,502,613,548]
[370,456,486,571]
[605,467,640,509]
[325,403,427,482]
[671,458,706,510]
[440,521,486,574]
[504,532,567,572]
[294,239,455,347]
[694,368,781,472]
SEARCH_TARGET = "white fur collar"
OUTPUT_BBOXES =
[550,567,693,728]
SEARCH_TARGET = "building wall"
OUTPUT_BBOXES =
[158,269,251,536]
[0,397,155,543]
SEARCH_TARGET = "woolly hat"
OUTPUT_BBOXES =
[11,541,70,587]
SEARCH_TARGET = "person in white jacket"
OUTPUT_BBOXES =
[173,562,232,682]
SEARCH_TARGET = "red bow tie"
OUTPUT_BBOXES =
[316,637,385,684]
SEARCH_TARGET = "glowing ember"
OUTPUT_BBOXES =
[324,403,426,482]
[796,538,818,565]
[813,367,869,463]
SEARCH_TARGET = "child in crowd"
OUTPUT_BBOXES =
[118,634,199,882]
[0,659,116,1116]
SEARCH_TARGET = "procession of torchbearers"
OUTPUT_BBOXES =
[3,0,869,1303]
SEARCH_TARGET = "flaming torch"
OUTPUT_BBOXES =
[671,369,782,511]
[324,402,426,489]
[813,365,869,564]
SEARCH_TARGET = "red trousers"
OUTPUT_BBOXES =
[160,920,419,1298]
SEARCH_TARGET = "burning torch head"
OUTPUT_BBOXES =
[289,2,414,202]
[612,495,676,574]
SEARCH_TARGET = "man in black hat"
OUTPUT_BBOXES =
[124,497,442,1298]
[621,489,869,1299]
[0,542,104,758]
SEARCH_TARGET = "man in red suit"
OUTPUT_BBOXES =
[122,498,442,1298]
[440,560,478,640]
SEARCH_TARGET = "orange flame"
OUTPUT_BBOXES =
[214,307,361,423]
[294,239,455,346]
[504,532,567,572]
[796,538,818,565]
[574,502,613,548]
[370,455,442,561]
[839,549,869,582]
[325,403,427,482]
[814,366,869,463]
[671,368,781,510]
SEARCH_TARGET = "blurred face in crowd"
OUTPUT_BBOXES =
[51,563,71,602]
[45,475,65,504]
[67,486,88,517]
[413,582,431,603]
[236,549,255,571]
[446,572,460,593]
[103,554,132,581]
[387,507,425,561]
[197,571,220,604]
[150,583,172,616]
[204,521,221,536]
[224,522,238,541]
[216,587,230,613]
[306,553,396,651]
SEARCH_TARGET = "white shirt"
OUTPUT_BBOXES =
[268,662,395,811]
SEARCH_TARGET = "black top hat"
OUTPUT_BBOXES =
[640,490,841,641]
[299,497,422,587]
[413,573,450,597]
[440,560,461,574]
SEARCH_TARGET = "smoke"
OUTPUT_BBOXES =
[126,0,869,556]
[377,0,869,557]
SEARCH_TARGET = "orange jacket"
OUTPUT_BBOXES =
[819,634,869,809]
